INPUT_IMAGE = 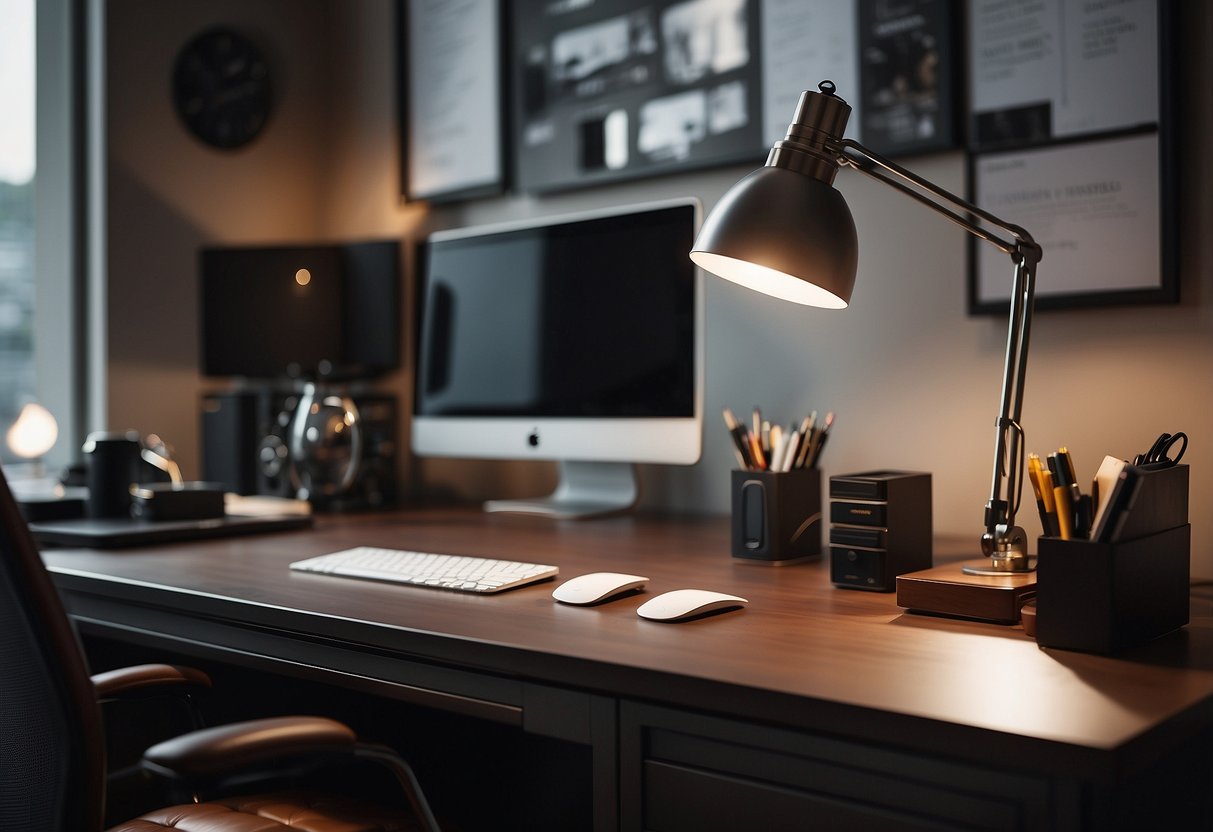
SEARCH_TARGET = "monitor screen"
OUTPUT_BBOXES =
[199,241,401,380]
[413,199,702,515]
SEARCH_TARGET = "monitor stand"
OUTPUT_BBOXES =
[484,461,639,519]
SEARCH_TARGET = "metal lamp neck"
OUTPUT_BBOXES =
[766,82,851,185]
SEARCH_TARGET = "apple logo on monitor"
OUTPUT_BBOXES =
[528,429,540,448]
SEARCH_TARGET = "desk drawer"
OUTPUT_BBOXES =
[644,760,946,832]
[831,501,887,527]
[622,703,1053,832]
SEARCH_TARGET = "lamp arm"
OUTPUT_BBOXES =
[834,139,1036,255]
[835,139,1044,567]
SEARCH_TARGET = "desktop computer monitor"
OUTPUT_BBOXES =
[199,240,401,380]
[413,199,703,518]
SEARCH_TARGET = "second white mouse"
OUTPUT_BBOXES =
[636,589,748,622]
[552,572,649,605]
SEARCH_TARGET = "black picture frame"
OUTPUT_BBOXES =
[399,0,509,203]
[509,0,767,193]
[856,0,960,159]
[966,0,1176,314]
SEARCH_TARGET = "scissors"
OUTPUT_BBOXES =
[1134,431,1187,467]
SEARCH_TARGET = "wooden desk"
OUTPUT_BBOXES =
[43,508,1213,830]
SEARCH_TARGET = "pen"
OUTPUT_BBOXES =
[794,411,817,469]
[1037,468,1061,537]
[1072,494,1092,539]
[769,426,787,473]
[779,428,801,473]
[722,408,753,470]
[1046,451,1066,487]
[806,411,834,469]
[1027,454,1060,537]
[1053,481,1074,540]
[787,416,809,470]
[1045,451,1076,537]
[1057,447,1078,488]
[748,427,767,470]
[1057,446,1091,538]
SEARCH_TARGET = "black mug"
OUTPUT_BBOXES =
[82,431,141,518]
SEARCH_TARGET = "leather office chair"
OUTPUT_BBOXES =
[0,466,440,832]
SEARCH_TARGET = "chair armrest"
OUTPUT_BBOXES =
[92,663,212,699]
[142,716,357,781]
[144,717,442,832]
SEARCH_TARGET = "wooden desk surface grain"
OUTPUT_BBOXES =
[42,506,1213,767]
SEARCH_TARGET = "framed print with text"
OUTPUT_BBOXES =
[760,0,861,148]
[401,0,506,202]
[966,0,1175,313]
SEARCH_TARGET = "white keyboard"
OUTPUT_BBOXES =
[289,547,559,594]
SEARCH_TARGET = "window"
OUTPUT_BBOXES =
[1,0,80,471]
[0,0,38,463]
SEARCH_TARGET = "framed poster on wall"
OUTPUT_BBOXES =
[401,0,507,202]
[511,0,765,192]
[966,0,1176,312]
[856,0,960,158]
[510,0,869,193]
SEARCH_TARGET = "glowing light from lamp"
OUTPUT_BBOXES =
[295,268,312,286]
[690,252,849,308]
[6,402,59,459]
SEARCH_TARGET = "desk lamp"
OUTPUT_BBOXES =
[692,82,1042,576]
[6,402,59,477]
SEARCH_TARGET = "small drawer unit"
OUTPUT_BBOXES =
[830,470,932,591]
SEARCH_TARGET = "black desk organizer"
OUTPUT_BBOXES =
[1035,464,1190,654]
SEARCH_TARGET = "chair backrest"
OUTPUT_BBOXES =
[0,467,105,831]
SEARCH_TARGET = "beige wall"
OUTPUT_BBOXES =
[103,2,1213,574]
[105,0,335,468]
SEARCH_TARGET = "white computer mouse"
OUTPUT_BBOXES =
[636,589,748,622]
[552,572,649,605]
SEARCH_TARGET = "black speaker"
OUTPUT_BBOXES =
[254,390,300,498]
[201,387,396,509]
[201,391,259,494]
[200,389,298,496]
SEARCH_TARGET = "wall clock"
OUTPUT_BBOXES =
[172,27,273,150]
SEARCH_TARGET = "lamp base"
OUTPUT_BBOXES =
[895,561,1036,624]
[962,556,1037,576]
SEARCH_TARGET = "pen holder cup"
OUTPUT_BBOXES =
[1035,524,1190,654]
[731,469,822,565]
[1035,461,1190,653]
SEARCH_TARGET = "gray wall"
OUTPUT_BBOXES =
[103,1,1213,574]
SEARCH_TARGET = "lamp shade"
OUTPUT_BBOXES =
[691,166,858,308]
